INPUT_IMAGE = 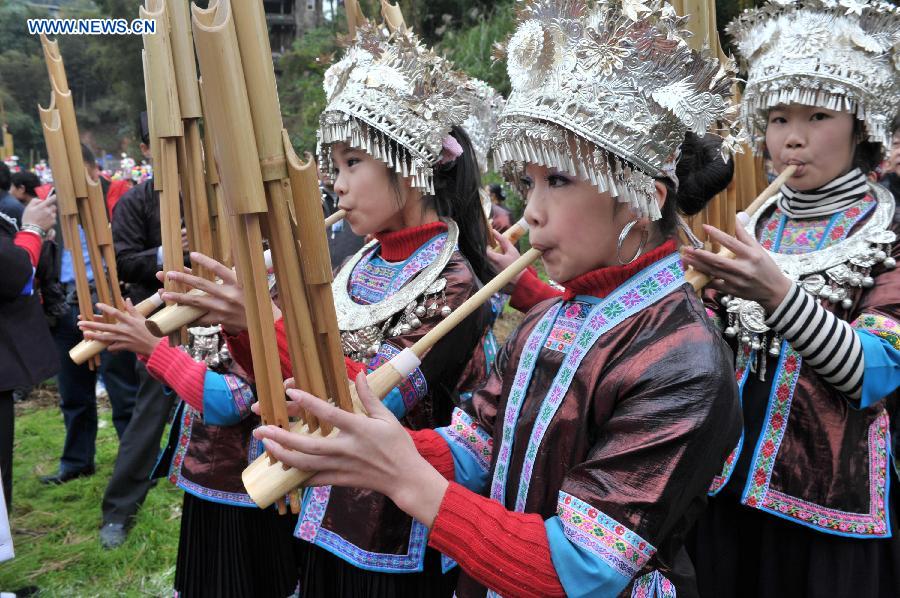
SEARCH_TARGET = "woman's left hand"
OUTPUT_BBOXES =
[679,216,793,313]
[252,373,449,527]
[78,299,161,357]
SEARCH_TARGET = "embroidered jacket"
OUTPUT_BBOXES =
[147,342,263,507]
[423,245,742,597]
[229,223,494,572]
[705,192,900,539]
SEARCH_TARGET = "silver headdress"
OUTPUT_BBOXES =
[318,24,482,194]
[728,0,900,150]
[493,0,743,220]
[463,78,506,174]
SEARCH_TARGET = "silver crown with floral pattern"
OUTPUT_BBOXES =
[493,0,744,220]
[728,0,900,150]
[318,24,483,194]
[464,78,506,175]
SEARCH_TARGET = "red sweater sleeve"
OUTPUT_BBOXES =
[428,483,565,597]
[145,339,207,412]
[14,231,42,267]
[225,317,293,382]
[509,267,563,314]
[406,428,455,481]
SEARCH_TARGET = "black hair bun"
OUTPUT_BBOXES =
[674,132,735,216]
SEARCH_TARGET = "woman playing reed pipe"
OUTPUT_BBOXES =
[678,1,900,596]
[254,1,747,595]
[156,24,498,597]
[79,274,298,598]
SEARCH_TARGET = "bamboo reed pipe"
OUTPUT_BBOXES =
[68,294,166,365]
[381,0,405,31]
[241,247,543,508]
[685,165,797,292]
[324,209,346,227]
[503,217,529,245]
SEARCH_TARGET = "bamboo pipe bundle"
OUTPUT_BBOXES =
[685,165,796,292]
[141,1,187,346]
[38,35,125,367]
[145,209,525,337]
[167,0,216,282]
[344,0,366,38]
[380,0,406,31]
[242,247,544,508]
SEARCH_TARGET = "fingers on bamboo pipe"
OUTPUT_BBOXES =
[241,250,542,506]
[69,294,165,364]
[685,165,797,293]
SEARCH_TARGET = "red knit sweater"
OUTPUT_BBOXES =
[410,240,680,596]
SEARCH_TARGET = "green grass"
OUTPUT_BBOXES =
[2,395,182,596]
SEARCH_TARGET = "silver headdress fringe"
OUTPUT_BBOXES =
[317,24,484,194]
[728,0,900,151]
[492,0,744,221]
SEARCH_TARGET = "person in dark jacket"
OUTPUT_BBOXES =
[0,162,22,227]
[0,195,60,511]
[97,115,177,549]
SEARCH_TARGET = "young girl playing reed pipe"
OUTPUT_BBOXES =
[154,24,500,597]
[682,1,900,595]
[254,1,748,595]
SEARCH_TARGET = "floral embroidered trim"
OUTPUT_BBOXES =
[443,407,493,473]
[852,313,900,350]
[741,343,802,509]
[759,410,890,537]
[759,196,875,253]
[368,341,428,414]
[167,405,194,487]
[490,302,560,504]
[296,484,429,571]
[631,570,677,598]
[544,301,591,352]
[512,255,686,511]
[349,233,448,305]
[557,491,656,580]
[709,344,753,495]
[223,373,254,417]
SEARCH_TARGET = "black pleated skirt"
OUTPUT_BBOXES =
[687,483,900,598]
[174,493,300,598]
[299,541,458,598]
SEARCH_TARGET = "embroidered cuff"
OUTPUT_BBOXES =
[435,407,492,492]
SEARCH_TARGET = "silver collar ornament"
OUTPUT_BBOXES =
[318,25,487,195]
[727,0,900,151]
[493,0,746,220]
[721,182,896,377]
[333,220,459,362]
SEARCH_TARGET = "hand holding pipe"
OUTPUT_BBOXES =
[241,247,543,508]
[685,165,797,292]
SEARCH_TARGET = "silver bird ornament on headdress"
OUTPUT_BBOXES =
[492,0,745,221]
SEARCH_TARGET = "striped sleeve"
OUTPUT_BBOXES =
[766,284,864,400]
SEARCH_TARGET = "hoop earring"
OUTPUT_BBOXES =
[616,219,649,265]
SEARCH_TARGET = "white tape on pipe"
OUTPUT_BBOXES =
[148,293,165,308]
[389,347,422,378]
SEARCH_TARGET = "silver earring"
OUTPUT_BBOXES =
[616,219,649,265]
